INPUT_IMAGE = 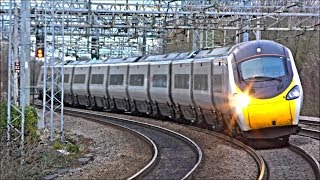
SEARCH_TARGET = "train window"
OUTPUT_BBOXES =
[64,74,70,83]
[129,74,144,86]
[174,74,189,89]
[109,74,124,85]
[91,74,104,84]
[213,74,222,92]
[240,56,286,80]
[152,74,167,88]
[194,74,208,91]
[74,74,86,84]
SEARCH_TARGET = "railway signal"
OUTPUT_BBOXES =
[36,48,44,58]
[36,27,45,58]
[91,37,99,60]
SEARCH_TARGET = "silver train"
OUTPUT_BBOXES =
[38,40,303,142]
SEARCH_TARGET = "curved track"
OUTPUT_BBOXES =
[183,125,266,180]
[299,128,320,140]
[258,144,320,180]
[299,117,320,140]
[35,101,264,179]
[63,107,203,179]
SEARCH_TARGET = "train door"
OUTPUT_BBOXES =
[212,59,229,114]
[221,59,230,113]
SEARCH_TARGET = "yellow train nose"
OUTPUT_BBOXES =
[247,101,293,129]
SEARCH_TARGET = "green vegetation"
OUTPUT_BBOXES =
[53,140,64,150]
[0,101,40,142]
[53,139,80,154]
[66,142,80,153]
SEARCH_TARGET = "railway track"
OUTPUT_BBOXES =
[35,101,266,179]
[299,116,320,140]
[61,107,203,179]
[183,125,267,180]
[66,108,266,179]
[258,144,320,180]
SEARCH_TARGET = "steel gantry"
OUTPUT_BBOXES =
[0,0,31,173]
[38,0,66,142]
[0,0,319,169]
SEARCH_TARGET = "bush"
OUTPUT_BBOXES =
[66,143,80,153]
[0,101,39,142]
[53,141,64,150]
[0,102,7,128]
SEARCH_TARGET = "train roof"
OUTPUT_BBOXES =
[194,46,232,58]
[139,53,180,62]
[60,40,282,66]
[231,40,287,62]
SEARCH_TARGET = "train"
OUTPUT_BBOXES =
[38,40,303,146]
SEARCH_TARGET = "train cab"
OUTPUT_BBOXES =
[229,40,302,139]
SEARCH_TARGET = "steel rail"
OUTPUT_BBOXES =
[288,144,320,179]
[35,102,262,179]
[62,107,203,179]
[64,110,159,179]
[34,103,159,179]
[105,114,203,180]
[299,116,320,140]
[299,128,320,140]
[186,127,267,180]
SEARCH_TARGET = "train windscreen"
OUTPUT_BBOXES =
[240,56,286,81]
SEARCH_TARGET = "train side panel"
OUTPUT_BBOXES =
[89,64,109,109]
[72,64,91,107]
[171,59,195,121]
[286,47,303,125]
[212,58,230,115]
[37,65,60,101]
[127,62,151,114]
[192,59,213,108]
[149,61,173,117]
[108,64,130,111]
[62,65,74,105]
[192,58,219,126]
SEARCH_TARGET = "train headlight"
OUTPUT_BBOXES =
[234,93,250,108]
[286,85,300,100]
